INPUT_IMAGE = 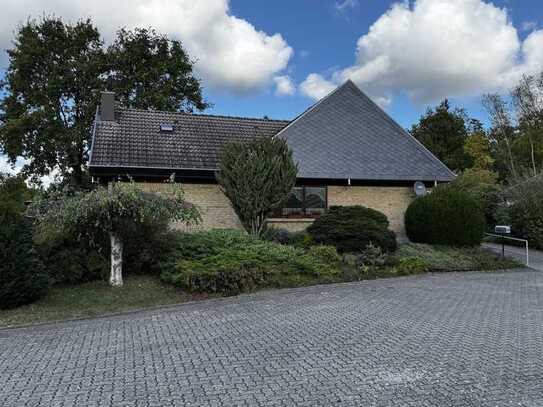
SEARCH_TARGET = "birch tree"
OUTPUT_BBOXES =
[34,180,200,286]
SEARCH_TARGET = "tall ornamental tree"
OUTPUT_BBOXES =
[34,181,200,286]
[409,99,472,172]
[0,18,208,186]
[217,137,298,236]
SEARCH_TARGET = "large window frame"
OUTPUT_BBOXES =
[272,186,328,218]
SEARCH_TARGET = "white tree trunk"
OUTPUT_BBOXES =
[110,232,123,287]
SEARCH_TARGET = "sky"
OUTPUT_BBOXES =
[1,0,543,178]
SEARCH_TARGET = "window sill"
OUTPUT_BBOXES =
[267,218,317,223]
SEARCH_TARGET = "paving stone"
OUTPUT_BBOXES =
[1,270,543,406]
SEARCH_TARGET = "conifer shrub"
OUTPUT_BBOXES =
[307,206,397,253]
[405,186,485,247]
[0,213,49,309]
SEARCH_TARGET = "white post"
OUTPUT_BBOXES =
[110,232,123,287]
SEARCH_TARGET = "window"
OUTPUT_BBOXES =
[273,186,327,218]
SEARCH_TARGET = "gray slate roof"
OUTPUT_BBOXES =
[89,109,289,170]
[276,80,455,181]
[89,81,455,182]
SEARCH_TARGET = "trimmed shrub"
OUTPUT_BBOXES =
[307,206,397,253]
[160,229,341,294]
[405,186,485,247]
[0,214,49,309]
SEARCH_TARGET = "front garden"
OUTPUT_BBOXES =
[0,138,522,327]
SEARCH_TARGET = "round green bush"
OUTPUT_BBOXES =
[307,206,397,253]
[405,186,485,247]
[0,213,49,309]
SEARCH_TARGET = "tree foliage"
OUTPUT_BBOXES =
[0,18,208,186]
[216,137,298,236]
[0,172,32,216]
[105,27,208,112]
[464,132,494,171]
[0,18,104,185]
[33,180,201,286]
[409,99,472,172]
[501,174,543,250]
[0,174,48,309]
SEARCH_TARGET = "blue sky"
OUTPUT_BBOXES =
[1,0,543,176]
[205,0,543,127]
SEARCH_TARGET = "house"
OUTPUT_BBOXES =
[89,80,455,235]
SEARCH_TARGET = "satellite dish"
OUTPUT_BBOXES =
[414,181,427,196]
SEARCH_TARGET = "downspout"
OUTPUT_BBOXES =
[347,178,351,186]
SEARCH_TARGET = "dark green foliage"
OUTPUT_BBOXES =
[33,181,200,285]
[261,227,313,247]
[0,18,207,186]
[216,137,298,236]
[0,18,104,185]
[160,229,341,295]
[502,175,543,250]
[307,206,397,253]
[450,169,502,229]
[409,99,472,171]
[396,244,520,272]
[0,173,32,217]
[105,27,208,112]
[405,187,485,246]
[37,236,108,285]
[0,213,49,309]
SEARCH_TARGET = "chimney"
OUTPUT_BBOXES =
[100,92,116,121]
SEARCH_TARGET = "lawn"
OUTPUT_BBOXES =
[0,275,212,328]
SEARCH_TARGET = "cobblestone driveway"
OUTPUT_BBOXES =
[1,270,543,407]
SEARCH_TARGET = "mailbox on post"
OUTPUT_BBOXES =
[495,225,511,258]
[495,225,511,235]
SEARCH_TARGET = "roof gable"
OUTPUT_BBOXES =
[276,80,455,182]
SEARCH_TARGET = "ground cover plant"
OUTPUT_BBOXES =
[159,229,342,294]
[395,243,520,272]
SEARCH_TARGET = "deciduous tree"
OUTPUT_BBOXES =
[34,180,200,286]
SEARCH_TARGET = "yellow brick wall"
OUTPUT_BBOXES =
[137,182,414,235]
[328,186,415,235]
[138,182,244,231]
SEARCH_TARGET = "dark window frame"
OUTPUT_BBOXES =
[272,186,328,218]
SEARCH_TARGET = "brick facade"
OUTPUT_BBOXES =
[139,182,243,231]
[328,186,414,235]
[138,182,414,235]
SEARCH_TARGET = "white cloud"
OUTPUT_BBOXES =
[302,0,543,104]
[273,75,295,96]
[335,0,358,13]
[299,73,336,100]
[0,0,293,93]
[522,21,538,32]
